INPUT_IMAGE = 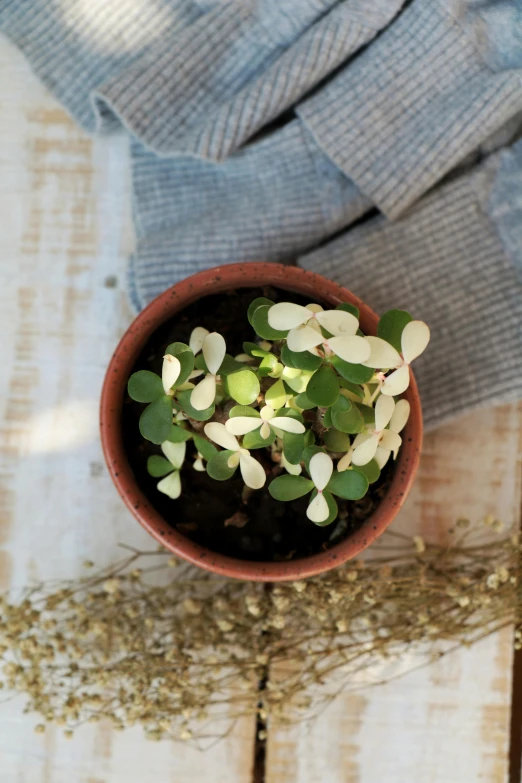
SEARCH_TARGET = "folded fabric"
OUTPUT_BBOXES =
[298,0,522,218]
[0,0,403,150]
[128,120,371,309]
[300,140,522,430]
[1,0,522,431]
[94,0,403,159]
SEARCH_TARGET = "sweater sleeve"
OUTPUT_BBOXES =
[297,0,522,219]
[0,0,403,157]
[299,140,522,430]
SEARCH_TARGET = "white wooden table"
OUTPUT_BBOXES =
[1,35,521,783]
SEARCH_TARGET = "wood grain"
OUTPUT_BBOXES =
[0,35,256,783]
[266,403,522,782]
[2,29,521,783]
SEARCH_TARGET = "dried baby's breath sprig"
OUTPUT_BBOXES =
[0,521,518,746]
[127,299,430,525]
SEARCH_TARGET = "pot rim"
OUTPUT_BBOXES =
[100,262,423,581]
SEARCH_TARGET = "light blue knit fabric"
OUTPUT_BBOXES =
[1,0,521,428]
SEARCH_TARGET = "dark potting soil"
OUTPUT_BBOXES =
[122,287,394,562]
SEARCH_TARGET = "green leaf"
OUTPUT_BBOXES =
[294,391,315,410]
[268,474,314,501]
[194,354,209,372]
[307,366,340,408]
[128,371,164,403]
[147,455,174,478]
[207,450,238,481]
[331,396,365,434]
[323,408,333,428]
[304,429,316,447]
[327,469,369,500]
[258,353,279,377]
[377,309,413,353]
[272,407,304,423]
[251,305,289,341]
[248,297,274,326]
[338,379,364,398]
[282,369,312,394]
[224,369,260,405]
[193,435,218,461]
[265,379,288,409]
[177,389,215,422]
[283,431,306,465]
[167,424,192,443]
[165,342,195,387]
[330,355,374,384]
[355,403,375,425]
[302,445,326,474]
[336,302,360,319]
[243,341,267,358]
[218,354,246,376]
[281,345,322,372]
[229,405,260,418]
[242,428,276,449]
[353,459,381,484]
[324,428,351,452]
[139,396,173,444]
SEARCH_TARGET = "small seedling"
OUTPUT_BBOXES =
[127,298,429,525]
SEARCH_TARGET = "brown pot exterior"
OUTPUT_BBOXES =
[100,263,423,581]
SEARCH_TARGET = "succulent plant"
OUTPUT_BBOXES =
[127,297,429,525]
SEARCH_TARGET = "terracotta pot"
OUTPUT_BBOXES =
[100,263,422,581]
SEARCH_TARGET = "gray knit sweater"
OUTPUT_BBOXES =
[1,0,521,429]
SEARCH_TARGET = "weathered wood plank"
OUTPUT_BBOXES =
[0,36,256,783]
[266,401,521,782]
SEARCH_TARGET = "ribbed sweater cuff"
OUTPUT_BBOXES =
[298,0,522,219]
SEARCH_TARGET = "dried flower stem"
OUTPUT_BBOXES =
[0,518,518,746]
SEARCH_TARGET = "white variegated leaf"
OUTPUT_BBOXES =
[306,492,329,523]
[270,417,305,434]
[190,373,217,410]
[375,394,395,433]
[337,451,353,472]
[267,302,311,330]
[260,421,271,439]
[352,434,379,466]
[189,326,209,355]
[374,447,391,469]
[239,453,266,489]
[204,422,239,451]
[162,354,181,393]
[363,337,402,369]
[161,440,186,469]
[389,399,411,434]
[157,471,181,499]
[228,451,241,468]
[316,309,358,336]
[287,324,324,353]
[225,417,262,436]
[379,429,402,458]
[327,335,371,364]
[202,332,226,375]
[401,320,430,364]
[309,452,334,491]
[308,319,323,334]
[260,405,276,421]
[282,454,302,475]
[381,365,410,396]
[193,457,206,472]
